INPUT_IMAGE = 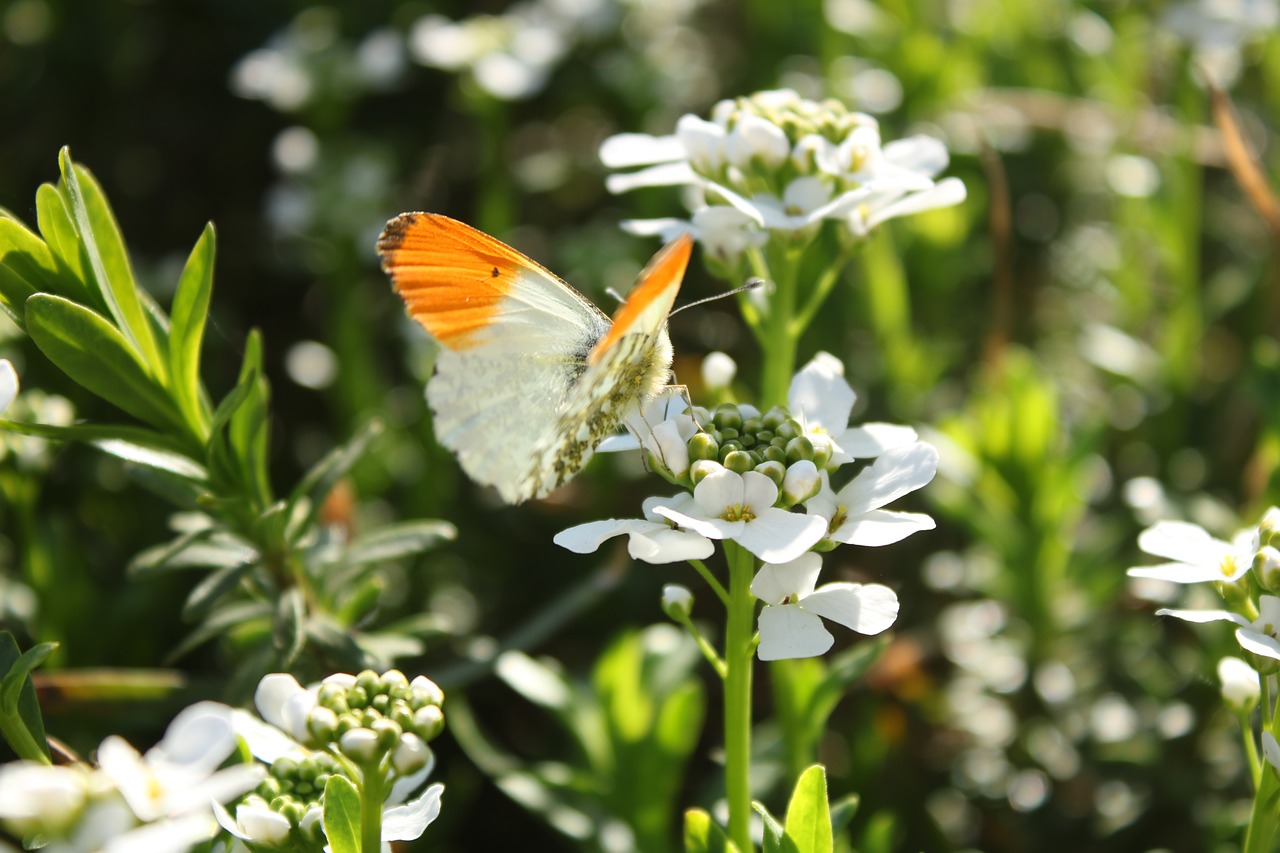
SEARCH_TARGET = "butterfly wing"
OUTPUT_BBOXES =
[378,213,611,503]
[523,234,694,497]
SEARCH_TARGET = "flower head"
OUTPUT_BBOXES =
[788,352,917,466]
[806,442,939,548]
[752,553,898,660]
[554,495,715,564]
[1128,519,1260,584]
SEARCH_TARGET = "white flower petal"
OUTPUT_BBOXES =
[831,508,935,546]
[0,361,17,415]
[651,503,736,541]
[629,528,714,564]
[599,133,684,168]
[1238,628,1280,660]
[836,423,918,458]
[553,519,641,554]
[882,135,950,176]
[606,161,699,194]
[383,782,444,842]
[693,468,746,514]
[741,470,780,512]
[757,605,834,661]
[750,553,823,604]
[803,582,899,634]
[1219,657,1260,707]
[228,709,306,763]
[166,765,264,817]
[152,702,235,775]
[736,508,827,563]
[97,736,159,821]
[1126,562,1241,583]
[1155,608,1252,626]
[595,433,641,452]
[863,177,966,231]
[1138,521,1231,564]
[254,673,306,732]
[100,813,217,853]
[788,352,854,433]
[838,442,939,516]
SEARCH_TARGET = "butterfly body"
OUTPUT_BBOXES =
[377,213,690,503]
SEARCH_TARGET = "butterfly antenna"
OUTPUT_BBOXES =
[604,286,627,304]
[669,278,766,317]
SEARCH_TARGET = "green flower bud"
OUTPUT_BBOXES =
[661,584,694,621]
[786,436,815,465]
[409,675,445,707]
[741,417,764,436]
[723,450,753,474]
[392,733,432,776]
[373,717,403,752]
[1256,547,1280,593]
[775,420,800,441]
[763,444,787,464]
[414,705,446,742]
[690,459,723,485]
[718,427,739,442]
[339,727,380,763]
[718,439,745,457]
[762,407,788,430]
[382,669,409,694]
[810,435,835,469]
[755,460,786,488]
[781,460,821,507]
[713,404,743,431]
[348,687,369,710]
[308,706,339,743]
[747,449,764,466]
[687,432,720,461]
[755,430,775,445]
[355,669,380,695]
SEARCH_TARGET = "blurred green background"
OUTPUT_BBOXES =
[1,0,1278,850]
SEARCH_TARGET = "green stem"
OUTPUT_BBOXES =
[1245,679,1280,853]
[361,762,386,853]
[760,250,801,407]
[723,540,757,853]
[689,558,730,606]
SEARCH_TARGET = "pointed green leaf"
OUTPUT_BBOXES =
[25,294,178,430]
[58,148,161,371]
[0,418,189,454]
[169,223,215,437]
[754,801,791,853]
[829,794,859,835]
[274,587,307,666]
[164,602,272,664]
[228,330,271,505]
[0,641,56,715]
[322,774,361,853]
[684,809,741,853]
[35,182,94,304]
[784,765,832,853]
[802,637,889,737]
[129,530,257,575]
[326,520,457,567]
[0,632,53,762]
[287,418,384,536]
[0,216,64,329]
[182,560,256,621]
[92,439,208,481]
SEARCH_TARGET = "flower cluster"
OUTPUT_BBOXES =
[218,669,445,850]
[600,88,966,263]
[1129,508,1280,671]
[557,352,937,660]
[0,703,263,853]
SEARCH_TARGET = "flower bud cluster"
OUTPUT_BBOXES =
[306,670,445,769]
[684,403,825,507]
[242,751,344,846]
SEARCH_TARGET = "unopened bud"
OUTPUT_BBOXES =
[690,460,723,485]
[712,404,742,431]
[754,460,786,488]
[785,436,815,465]
[409,675,445,707]
[307,706,339,743]
[781,460,821,506]
[413,705,446,742]
[688,432,720,462]
[1219,657,1260,711]
[392,733,432,776]
[662,584,694,620]
[338,727,380,763]
[1257,547,1280,592]
[722,450,753,474]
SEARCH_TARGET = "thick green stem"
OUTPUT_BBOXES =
[760,250,801,408]
[1244,679,1280,853]
[723,541,757,853]
[361,763,386,853]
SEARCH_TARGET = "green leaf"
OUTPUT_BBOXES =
[182,560,257,621]
[35,182,95,305]
[228,329,272,505]
[801,636,889,738]
[93,439,209,481]
[164,601,272,664]
[322,774,362,853]
[57,148,162,372]
[274,587,307,667]
[326,520,457,567]
[784,765,832,853]
[287,418,384,531]
[754,801,792,853]
[0,632,53,762]
[0,216,62,329]
[683,809,741,853]
[829,794,859,835]
[25,294,178,430]
[168,223,215,437]
[0,418,189,455]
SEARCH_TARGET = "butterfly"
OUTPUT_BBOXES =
[377,213,692,504]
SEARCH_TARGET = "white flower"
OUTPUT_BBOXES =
[0,762,93,835]
[1158,595,1280,661]
[1218,657,1260,710]
[0,360,18,415]
[382,782,444,845]
[214,800,293,847]
[554,496,714,564]
[788,352,918,466]
[651,469,827,563]
[252,672,324,744]
[621,206,767,263]
[1127,520,1258,584]
[752,553,898,660]
[806,443,939,547]
[98,702,263,824]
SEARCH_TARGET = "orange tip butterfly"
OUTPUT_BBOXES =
[377,213,692,504]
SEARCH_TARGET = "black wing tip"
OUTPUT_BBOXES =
[376,211,426,257]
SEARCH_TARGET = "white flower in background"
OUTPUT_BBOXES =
[0,762,94,836]
[788,352,918,466]
[752,553,898,660]
[1157,595,1280,661]
[651,469,828,563]
[98,702,263,823]
[215,799,294,847]
[601,89,965,253]
[1162,0,1279,87]
[0,360,17,414]
[1127,519,1259,584]
[554,495,715,564]
[807,442,939,547]
[701,351,737,390]
[1218,657,1260,711]
[662,583,695,619]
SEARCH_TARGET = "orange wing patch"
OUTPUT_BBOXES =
[588,233,692,365]
[377,213,532,349]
